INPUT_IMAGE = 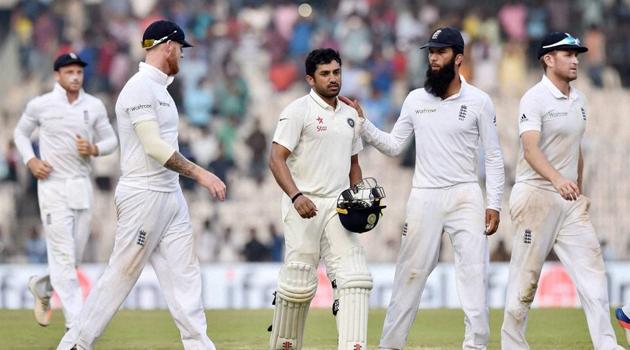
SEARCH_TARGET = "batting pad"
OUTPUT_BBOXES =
[335,247,373,350]
[270,262,318,350]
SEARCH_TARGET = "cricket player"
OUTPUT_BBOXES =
[57,20,226,350]
[501,32,624,350]
[616,304,630,345]
[14,52,118,330]
[345,27,505,349]
[268,48,372,350]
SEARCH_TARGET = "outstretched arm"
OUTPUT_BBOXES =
[340,96,414,156]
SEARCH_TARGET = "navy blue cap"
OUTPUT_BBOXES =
[538,32,588,59]
[53,52,87,71]
[142,20,193,49]
[420,27,465,52]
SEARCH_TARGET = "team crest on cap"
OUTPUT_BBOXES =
[432,29,442,39]
[69,52,78,59]
[347,118,355,128]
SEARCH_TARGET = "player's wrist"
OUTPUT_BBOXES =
[291,192,303,203]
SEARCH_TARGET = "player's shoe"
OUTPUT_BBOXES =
[28,276,52,327]
[615,307,630,345]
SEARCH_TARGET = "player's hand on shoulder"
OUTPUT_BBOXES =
[76,134,97,156]
[26,158,53,179]
[339,96,365,120]
[484,209,500,235]
[293,195,317,219]
[551,176,580,201]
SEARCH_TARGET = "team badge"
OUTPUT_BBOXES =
[458,105,468,121]
[523,229,532,244]
[69,52,78,59]
[347,118,355,128]
[136,229,147,246]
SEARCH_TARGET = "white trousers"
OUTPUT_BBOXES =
[501,183,622,350]
[281,196,364,280]
[38,178,92,329]
[57,186,215,350]
[380,183,489,350]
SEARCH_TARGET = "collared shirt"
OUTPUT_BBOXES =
[515,75,587,191]
[14,83,117,180]
[272,89,363,198]
[361,77,505,211]
[115,62,180,192]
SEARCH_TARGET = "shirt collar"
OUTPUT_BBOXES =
[53,82,85,105]
[139,62,175,86]
[309,89,342,112]
[541,74,574,100]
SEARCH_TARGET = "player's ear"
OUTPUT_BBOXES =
[455,53,464,66]
[53,71,60,82]
[305,74,315,87]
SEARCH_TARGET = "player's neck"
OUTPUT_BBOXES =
[145,56,171,76]
[546,71,571,96]
[440,76,462,100]
[66,91,79,104]
[316,91,337,109]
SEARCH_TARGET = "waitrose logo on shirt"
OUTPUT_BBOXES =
[126,104,152,113]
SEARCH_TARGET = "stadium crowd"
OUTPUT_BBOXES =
[0,0,629,264]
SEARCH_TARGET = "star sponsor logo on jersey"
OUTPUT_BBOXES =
[316,116,327,132]
[458,105,468,121]
[580,107,587,120]
[347,118,355,128]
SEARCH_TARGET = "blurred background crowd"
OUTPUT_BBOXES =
[0,0,629,265]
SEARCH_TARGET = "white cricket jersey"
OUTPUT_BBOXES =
[273,89,363,198]
[515,75,587,191]
[14,83,117,180]
[361,77,505,211]
[115,62,180,192]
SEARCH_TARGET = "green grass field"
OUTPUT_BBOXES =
[0,308,627,349]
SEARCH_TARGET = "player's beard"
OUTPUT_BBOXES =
[315,82,340,98]
[424,56,457,98]
[166,54,180,75]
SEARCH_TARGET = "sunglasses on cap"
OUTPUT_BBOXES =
[142,30,178,50]
[542,34,582,49]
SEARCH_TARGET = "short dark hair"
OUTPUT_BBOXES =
[305,48,342,77]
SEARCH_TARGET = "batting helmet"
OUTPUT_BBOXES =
[336,177,386,233]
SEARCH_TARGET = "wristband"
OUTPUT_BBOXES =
[291,192,303,203]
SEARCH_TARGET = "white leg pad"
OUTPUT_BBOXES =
[335,247,373,350]
[270,262,318,350]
